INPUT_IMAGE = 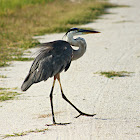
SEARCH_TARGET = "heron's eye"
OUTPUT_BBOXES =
[76,30,79,33]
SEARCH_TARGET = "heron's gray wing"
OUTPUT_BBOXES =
[21,40,72,91]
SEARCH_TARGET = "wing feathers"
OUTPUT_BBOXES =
[21,40,72,91]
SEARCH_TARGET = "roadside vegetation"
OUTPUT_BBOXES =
[0,87,21,101]
[95,71,133,79]
[3,128,48,138]
[0,0,117,67]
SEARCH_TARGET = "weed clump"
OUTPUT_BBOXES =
[95,71,133,79]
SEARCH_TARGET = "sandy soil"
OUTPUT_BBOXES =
[0,0,140,139]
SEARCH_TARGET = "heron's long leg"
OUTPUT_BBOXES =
[57,74,96,118]
[49,78,56,124]
[46,76,71,126]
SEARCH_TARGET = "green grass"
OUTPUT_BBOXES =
[0,90,21,101]
[4,128,48,138]
[0,0,53,14]
[0,0,117,67]
[0,75,7,78]
[0,87,21,101]
[96,71,133,79]
[12,57,34,61]
[0,87,10,90]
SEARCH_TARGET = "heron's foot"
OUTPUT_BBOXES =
[75,112,96,118]
[46,122,71,126]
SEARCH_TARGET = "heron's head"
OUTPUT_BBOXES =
[65,28,100,37]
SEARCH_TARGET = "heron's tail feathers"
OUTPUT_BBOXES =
[21,73,34,91]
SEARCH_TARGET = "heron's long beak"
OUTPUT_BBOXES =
[81,29,100,34]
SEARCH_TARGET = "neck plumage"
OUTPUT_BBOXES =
[67,33,87,61]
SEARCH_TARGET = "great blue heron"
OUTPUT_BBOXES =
[21,28,100,126]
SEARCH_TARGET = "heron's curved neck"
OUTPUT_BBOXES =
[67,33,87,61]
